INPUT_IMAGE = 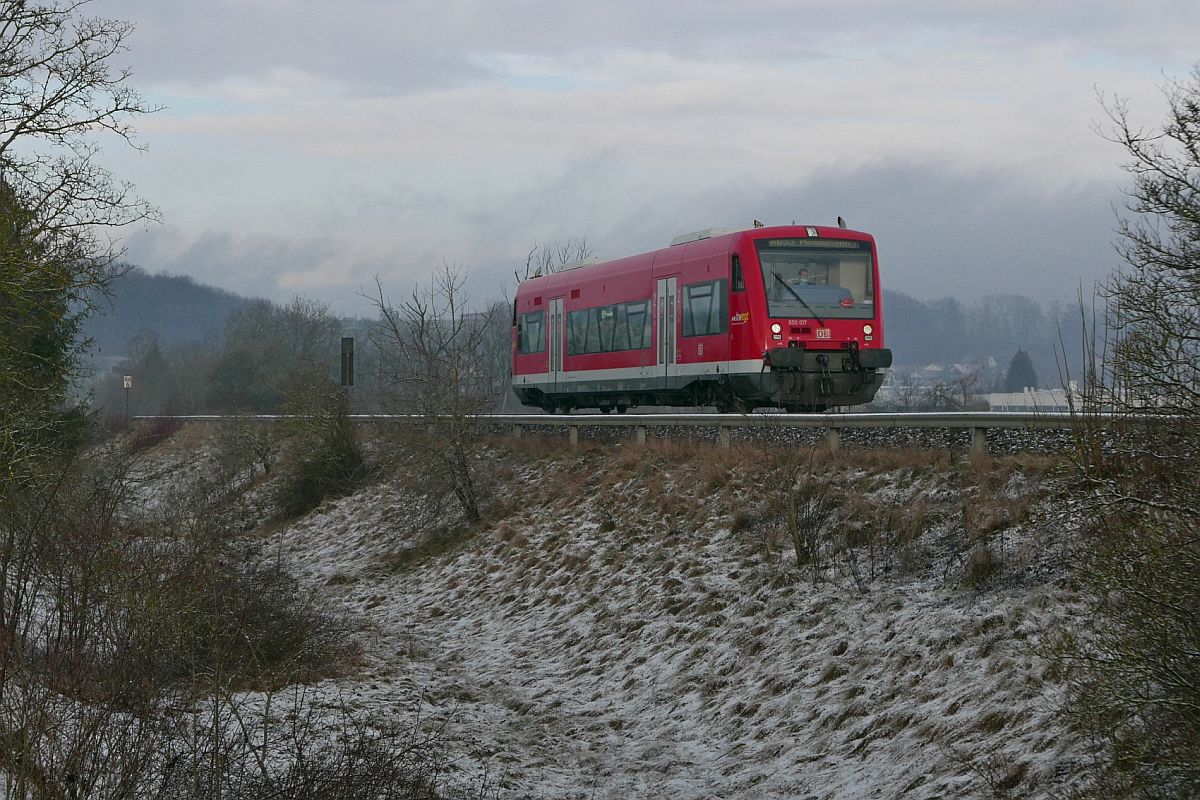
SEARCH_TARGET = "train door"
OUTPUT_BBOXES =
[548,297,565,390]
[655,276,678,379]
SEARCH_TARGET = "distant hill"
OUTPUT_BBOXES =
[84,267,261,356]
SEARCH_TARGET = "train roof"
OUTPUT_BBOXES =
[515,224,873,294]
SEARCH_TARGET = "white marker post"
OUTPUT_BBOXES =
[123,375,132,429]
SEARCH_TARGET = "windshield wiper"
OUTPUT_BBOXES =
[772,271,825,326]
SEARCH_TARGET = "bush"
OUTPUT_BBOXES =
[279,431,368,517]
[128,416,183,451]
[112,544,355,694]
[278,380,370,518]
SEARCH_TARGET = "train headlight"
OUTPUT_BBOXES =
[863,324,874,335]
[771,323,782,334]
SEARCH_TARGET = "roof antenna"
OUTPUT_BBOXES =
[753,219,764,228]
[837,216,847,228]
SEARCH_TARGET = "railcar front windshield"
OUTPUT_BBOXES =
[755,238,875,320]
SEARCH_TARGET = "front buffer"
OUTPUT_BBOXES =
[727,345,892,411]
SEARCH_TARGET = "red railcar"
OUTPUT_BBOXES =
[511,224,892,413]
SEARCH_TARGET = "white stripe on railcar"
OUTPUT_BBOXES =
[513,359,769,385]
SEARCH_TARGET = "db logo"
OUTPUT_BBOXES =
[816,328,831,339]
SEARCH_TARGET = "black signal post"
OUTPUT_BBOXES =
[340,337,354,388]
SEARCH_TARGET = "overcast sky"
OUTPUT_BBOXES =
[95,0,1199,313]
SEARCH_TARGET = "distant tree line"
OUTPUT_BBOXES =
[884,290,1086,388]
[93,296,355,418]
[92,285,514,422]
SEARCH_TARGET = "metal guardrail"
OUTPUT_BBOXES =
[133,411,1108,456]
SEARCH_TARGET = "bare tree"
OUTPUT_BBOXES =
[0,0,158,234]
[1050,65,1200,798]
[517,236,593,281]
[1,0,157,480]
[953,370,982,409]
[367,264,507,523]
[1099,72,1200,417]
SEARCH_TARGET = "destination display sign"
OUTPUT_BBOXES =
[763,239,863,249]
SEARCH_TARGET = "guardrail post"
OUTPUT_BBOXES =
[971,426,988,458]
[569,425,579,448]
[635,425,646,446]
[827,427,841,453]
[717,425,730,451]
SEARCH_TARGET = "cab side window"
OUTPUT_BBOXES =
[731,255,745,292]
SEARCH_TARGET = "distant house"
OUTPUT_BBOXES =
[985,383,1080,412]
[906,356,1002,389]
[910,363,946,385]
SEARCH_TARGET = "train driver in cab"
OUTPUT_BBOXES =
[775,269,810,299]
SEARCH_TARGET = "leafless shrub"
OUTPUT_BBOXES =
[153,687,499,800]
[366,265,506,524]
[517,237,593,281]
[946,745,1030,799]
[216,415,280,485]
[0,441,360,798]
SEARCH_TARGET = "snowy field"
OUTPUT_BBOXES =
[133,430,1089,799]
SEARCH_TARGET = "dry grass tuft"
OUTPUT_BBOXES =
[381,525,476,571]
[818,662,846,684]
[964,543,1002,587]
[963,497,1028,538]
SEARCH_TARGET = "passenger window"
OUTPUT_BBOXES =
[731,255,745,292]
[567,299,655,354]
[567,310,586,355]
[682,280,727,337]
[626,300,650,349]
[517,310,546,354]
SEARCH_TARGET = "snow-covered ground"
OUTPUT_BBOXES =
[139,430,1090,798]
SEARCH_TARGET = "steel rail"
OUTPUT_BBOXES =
[131,411,1110,428]
[132,411,1128,455]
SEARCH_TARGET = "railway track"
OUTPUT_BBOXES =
[133,411,1114,456]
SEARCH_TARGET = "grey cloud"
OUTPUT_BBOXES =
[473,159,1124,306]
[118,163,1123,322]
[101,1,1198,90]
[748,163,1123,303]
[120,157,1126,316]
[121,228,347,300]
[105,0,485,90]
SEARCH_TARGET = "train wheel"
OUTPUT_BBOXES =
[616,404,628,414]
[600,405,613,414]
